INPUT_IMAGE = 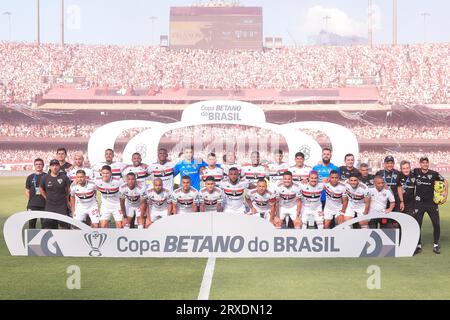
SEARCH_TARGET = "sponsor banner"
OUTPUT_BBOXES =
[4,211,420,258]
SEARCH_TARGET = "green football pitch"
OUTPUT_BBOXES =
[0,176,449,300]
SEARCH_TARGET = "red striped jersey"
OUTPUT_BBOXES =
[300,182,324,210]
[95,177,121,209]
[247,189,276,212]
[241,165,268,184]
[289,165,311,184]
[345,182,369,210]
[147,161,176,192]
[201,166,224,183]
[222,163,242,179]
[170,187,199,213]
[324,182,347,212]
[274,182,302,209]
[121,164,149,183]
[218,180,249,210]
[93,161,126,179]
[268,162,290,185]
[67,167,94,182]
[142,188,171,211]
[119,183,145,207]
[70,181,97,207]
[199,187,224,211]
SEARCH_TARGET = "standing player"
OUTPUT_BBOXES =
[241,151,268,185]
[323,170,348,229]
[359,163,375,187]
[338,154,359,181]
[219,167,250,214]
[93,149,126,179]
[96,165,123,228]
[147,148,176,192]
[67,153,94,182]
[201,153,224,185]
[274,171,302,228]
[70,170,99,228]
[247,178,276,221]
[367,176,395,225]
[413,157,448,254]
[141,178,171,228]
[54,147,72,175]
[289,152,311,184]
[171,176,199,214]
[173,146,207,191]
[399,160,416,217]
[25,158,46,229]
[122,152,148,184]
[376,156,404,214]
[299,171,324,229]
[313,148,340,208]
[119,172,145,229]
[344,173,370,228]
[221,151,241,180]
[199,176,224,212]
[268,149,290,188]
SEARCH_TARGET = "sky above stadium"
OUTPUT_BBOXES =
[0,0,448,45]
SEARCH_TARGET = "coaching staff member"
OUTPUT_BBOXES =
[25,158,46,229]
[40,159,72,229]
[413,157,448,254]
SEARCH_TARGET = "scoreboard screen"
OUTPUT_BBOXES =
[169,6,263,50]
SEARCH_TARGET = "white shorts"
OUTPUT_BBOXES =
[100,205,123,222]
[74,205,100,224]
[279,206,298,223]
[345,207,365,218]
[223,206,246,214]
[248,210,270,219]
[150,210,168,222]
[301,208,324,224]
[323,207,343,220]
[125,205,142,219]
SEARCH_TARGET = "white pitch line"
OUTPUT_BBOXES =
[198,257,216,300]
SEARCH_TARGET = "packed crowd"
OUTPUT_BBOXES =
[348,125,450,140]
[1,42,449,105]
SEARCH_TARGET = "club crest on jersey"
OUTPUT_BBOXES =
[428,174,433,179]
[57,179,63,184]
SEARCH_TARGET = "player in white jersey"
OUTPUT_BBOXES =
[70,169,99,227]
[201,153,224,185]
[300,171,325,229]
[121,152,148,184]
[147,148,176,192]
[273,171,302,228]
[119,172,145,229]
[268,149,290,188]
[199,176,224,212]
[67,153,94,182]
[344,173,370,228]
[289,151,311,184]
[246,178,276,221]
[95,165,123,228]
[367,176,395,217]
[241,151,268,185]
[141,178,171,227]
[171,175,199,214]
[221,151,241,180]
[219,167,250,214]
[323,170,348,229]
[92,148,126,179]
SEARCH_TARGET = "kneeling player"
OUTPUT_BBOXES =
[344,173,370,228]
[274,171,302,228]
[141,178,171,227]
[70,170,99,227]
[199,176,224,212]
[119,172,145,228]
[96,165,123,228]
[246,178,276,221]
[300,171,325,229]
[171,176,199,214]
[323,170,348,229]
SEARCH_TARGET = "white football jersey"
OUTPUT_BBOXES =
[95,177,122,209]
[201,166,224,183]
[147,161,176,192]
[218,180,249,211]
[70,181,97,208]
[274,182,302,209]
[247,189,276,212]
[170,187,199,214]
[121,165,149,183]
[222,163,242,178]
[300,183,324,211]
[289,165,311,183]
[324,182,347,212]
[199,187,224,211]
[345,182,369,211]
[93,161,126,179]
[241,165,268,184]
[268,162,290,185]
[119,183,145,207]
[368,187,395,215]
[67,167,94,182]
[142,188,171,212]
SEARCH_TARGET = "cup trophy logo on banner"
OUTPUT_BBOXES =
[84,231,107,257]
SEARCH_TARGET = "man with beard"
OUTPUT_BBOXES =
[147,148,176,192]
[241,151,268,185]
[122,152,149,184]
[312,148,340,208]
[338,153,360,181]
